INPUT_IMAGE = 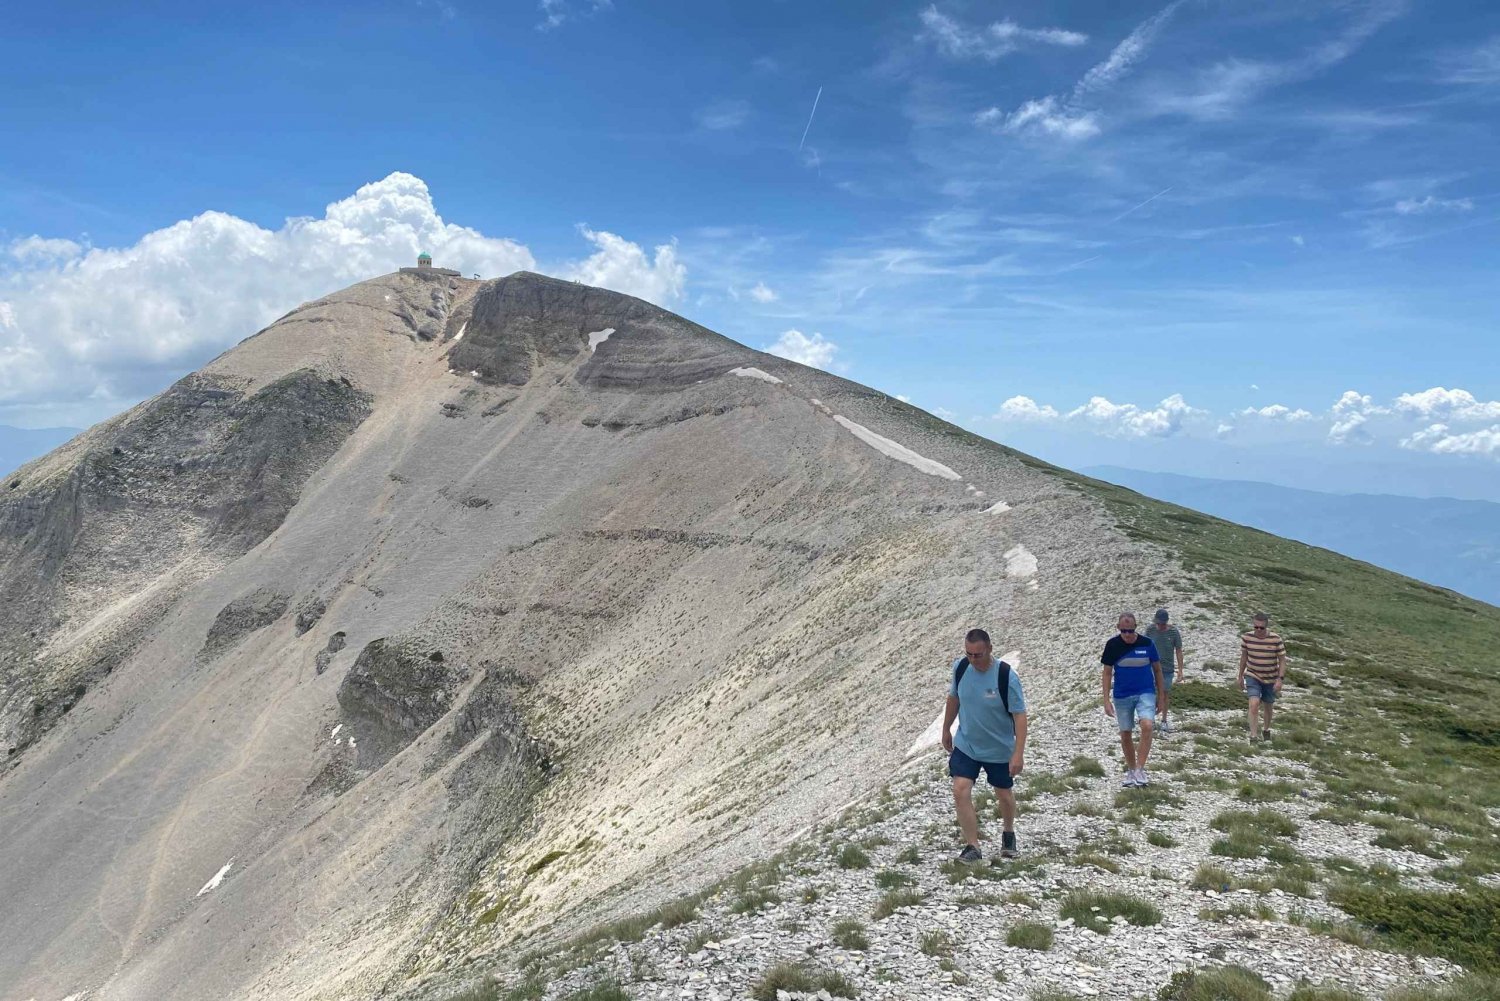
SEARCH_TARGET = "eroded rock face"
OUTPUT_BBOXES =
[202,589,291,658]
[0,368,372,762]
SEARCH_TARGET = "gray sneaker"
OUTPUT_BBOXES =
[1000,831,1019,858]
[1138,768,1151,786]
[957,844,982,863]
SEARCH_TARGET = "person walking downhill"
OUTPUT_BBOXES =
[942,628,1028,862]
[1144,608,1185,735]
[1238,612,1287,742]
[1101,613,1165,787]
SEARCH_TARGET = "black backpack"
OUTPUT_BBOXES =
[953,657,1014,714]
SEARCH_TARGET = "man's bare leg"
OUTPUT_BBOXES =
[1262,701,1275,735]
[952,777,979,847]
[1118,731,1137,771]
[1138,719,1155,767]
[994,787,1017,833]
[1248,697,1262,739]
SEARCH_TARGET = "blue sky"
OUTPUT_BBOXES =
[2,0,1498,497]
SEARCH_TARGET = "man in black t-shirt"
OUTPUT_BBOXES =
[1100,612,1165,788]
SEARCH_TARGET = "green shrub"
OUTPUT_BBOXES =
[873,888,925,919]
[1384,973,1500,1001]
[1146,829,1179,848]
[1068,756,1106,777]
[750,963,858,1000]
[448,978,503,1001]
[1005,921,1054,950]
[652,896,700,929]
[831,917,869,951]
[731,887,781,913]
[1059,890,1161,933]
[874,870,914,890]
[1172,680,1243,711]
[1286,986,1364,1001]
[837,844,871,869]
[1156,965,1270,1001]
[920,929,954,957]
[1332,884,1500,972]
[561,981,631,1001]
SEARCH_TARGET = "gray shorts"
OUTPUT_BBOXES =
[1246,676,1279,703]
[1115,692,1156,733]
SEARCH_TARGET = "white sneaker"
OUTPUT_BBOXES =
[1122,771,1137,788]
[1138,768,1151,786]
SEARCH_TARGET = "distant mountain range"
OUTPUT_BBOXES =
[0,425,81,479]
[1083,465,1500,606]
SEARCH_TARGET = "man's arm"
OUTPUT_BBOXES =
[1100,666,1114,716]
[1009,712,1028,775]
[1152,659,1165,711]
[1175,634,1186,680]
[942,694,959,752]
[1237,642,1248,690]
[1276,641,1288,690]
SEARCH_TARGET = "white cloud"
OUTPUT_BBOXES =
[8,236,85,263]
[766,329,838,370]
[1066,393,1200,437]
[917,6,1085,61]
[696,100,751,131]
[537,0,611,31]
[748,282,777,303]
[1437,35,1500,85]
[0,172,682,426]
[1328,390,1384,445]
[1392,387,1500,422]
[1291,235,1305,247]
[563,226,686,305]
[1394,195,1475,215]
[994,395,1060,422]
[1074,0,1184,97]
[1401,423,1500,457]
[1240,404,1314,421]
[988,97,1100,140]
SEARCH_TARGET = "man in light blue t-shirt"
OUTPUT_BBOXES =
[941,628,1028,862]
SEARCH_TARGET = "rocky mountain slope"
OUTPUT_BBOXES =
[0,270,1494,1001]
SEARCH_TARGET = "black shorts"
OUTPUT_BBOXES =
[948,747,1014,789]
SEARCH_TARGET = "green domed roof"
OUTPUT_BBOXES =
[418,251,432,260]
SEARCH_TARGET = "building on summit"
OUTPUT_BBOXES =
[401,251,460,277]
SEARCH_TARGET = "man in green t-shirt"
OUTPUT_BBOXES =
[1144,609,1184,734]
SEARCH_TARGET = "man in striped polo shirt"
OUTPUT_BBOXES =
[1238,612,1288,741]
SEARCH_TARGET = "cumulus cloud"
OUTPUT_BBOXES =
[1327,390,1386,445]
[766,329,838,370]
[748,282,777,303]
[1394,195,1475,214]
[1402,423,1500,457]
[1240,404,1314,421]
[0,172,682,426]
[994,396,1060,421]
[1393,387,1500,422]
[918,6,1085,61]
[1066,393,1200,437]
[562,227,686,305]
[993,392,1202,437]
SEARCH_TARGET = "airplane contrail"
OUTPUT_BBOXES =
[1109,186,1172,223]
[798,86,823,151]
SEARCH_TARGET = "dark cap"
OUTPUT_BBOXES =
[1154,608,1169,623]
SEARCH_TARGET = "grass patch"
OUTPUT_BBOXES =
[751,963,858,1000]
[1286,987,1364,1001]
[1385,974,1500,1001]
[873,888,925,920]
[560,982,630,1001]
[920,929,954,957]
[831,917,868,951]
[1332,883,1500,973]
[730,887,781,914]
[1156,966,1269,1000]
[874,870,914,890]
[1005,921,1054,951]
[1059,890,1161,933]
[1237,780,1302,803]
[1171,680,1243,711]
[1067,756,1106,778]
[836,844,871,870]
[1146,829,1179,848]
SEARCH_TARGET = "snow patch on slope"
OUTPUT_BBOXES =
[588,328,616,353]
[1004,545,1037,578]
[985,501,1012,515]
[196,859,234,897]
[728,367,782,385]
[452,321,467,342]
[832,416,962,481]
